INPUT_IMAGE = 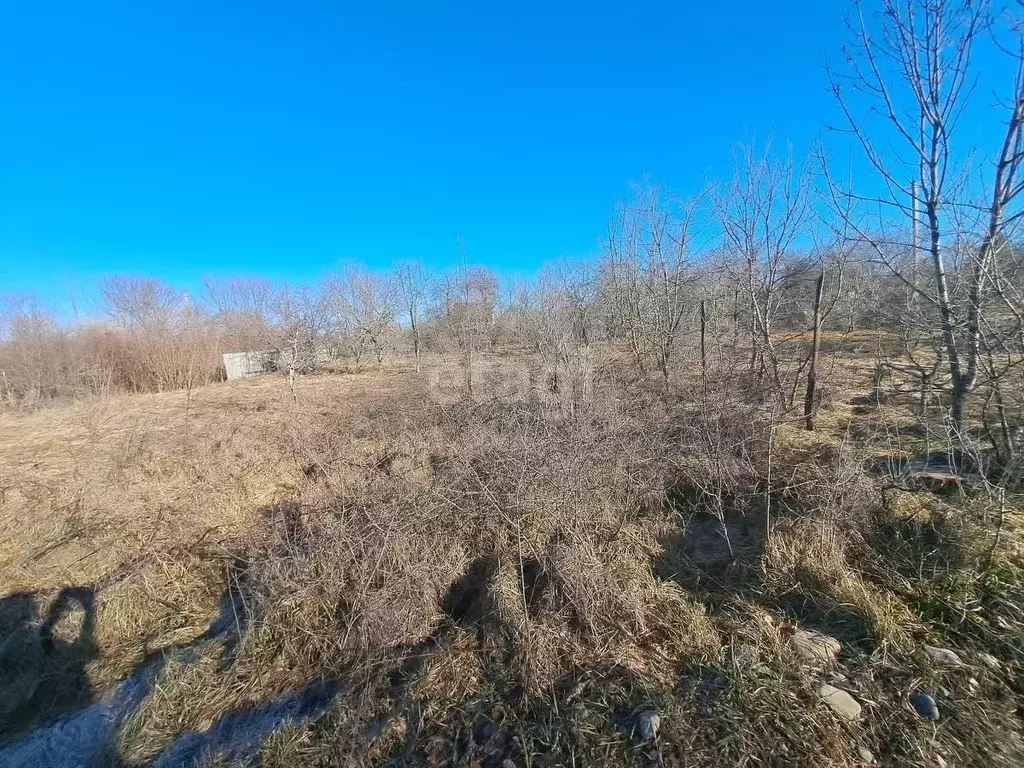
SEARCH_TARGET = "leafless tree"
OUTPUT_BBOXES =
[100,276,217,392]
[717,142,812,402]
[522,266,591,407]
[205,277,279,352]
[431,254,498,394]
[393,261,431,372]
[601,183,705,383]
[0,297,67,405]
[101,276,181,330]
[826,0,1024,435]
[277,285,332,376]
[324,265,398,365]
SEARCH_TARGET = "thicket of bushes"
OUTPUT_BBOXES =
[1,233,1001,407]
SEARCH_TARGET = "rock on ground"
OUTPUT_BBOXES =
[976,652,1001,669]
[924,645,963,666]
[635,710,661,742]
[792,628,842,666]
[909,691,940,720]
[817,683,862,720]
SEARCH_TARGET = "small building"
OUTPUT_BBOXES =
[222,350,277,381]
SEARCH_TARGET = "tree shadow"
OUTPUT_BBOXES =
[368,554,553,764]
[866,501,969,581]
[199,556,250,670]
[654,495,877,652]
[384,555,515,709]
[126,552,550,767]
[772,587,874,652]
[849,393,887,415]
[850,419,931,441]
[654,504,768,599]
[865,448,979,495]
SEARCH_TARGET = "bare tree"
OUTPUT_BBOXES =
[205,277,279,352]
[804,267,826,430]
[393,261,431,372]
[717,142,811,402]
[102,276,181,330]
[277,285,332,376]
[826,0,1024,433]
[431,253,498,394]
[324,265,398,365]
[601,183,705,384]
[0,297,67,405]
[100,276,217,392]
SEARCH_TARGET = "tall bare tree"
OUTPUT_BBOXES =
[325,265,398,365]
[826,0,1024,432]
[204,277,279,352]
[102,276,181,330]
[432,254,498,394]
[277,285,331,375]
[602,183,704,383]
[393,260,430,372]
[717,142,811,401]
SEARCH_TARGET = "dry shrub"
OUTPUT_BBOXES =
[0,318,222,409]
[241,499,466,677]
[116,363,1024,766]
[269,392,716,669]
[115,384,723,762]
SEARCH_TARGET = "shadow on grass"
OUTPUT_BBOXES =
[867,503,969,581]
[146,678,340,768]
[0,586,98,738]
[0,583,170,768]
[773,588,874,652]
[653,502,768,599]
[654,493,877,651]
[0,554,345,768]
[2,546,555,766]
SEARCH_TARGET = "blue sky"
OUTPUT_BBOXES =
[0,1,1002,313]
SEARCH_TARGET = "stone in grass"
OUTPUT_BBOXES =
[817,683,862,720]
[924,645,964,666]
[976,652,1001,670]
[909,691,940,721]
[791,629,842,666]
[635,710,661,742]
[857,746,875,764]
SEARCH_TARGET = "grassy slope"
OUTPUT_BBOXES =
[0,353,1021,767]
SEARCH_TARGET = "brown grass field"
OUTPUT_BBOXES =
[0,351,1022,767]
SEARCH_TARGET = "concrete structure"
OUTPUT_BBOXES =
[222,351,277,381]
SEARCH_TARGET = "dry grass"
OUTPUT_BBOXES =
[0,366,416,685]
[1,351,1022,766]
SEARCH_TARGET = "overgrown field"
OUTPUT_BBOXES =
[1,351,1022,767]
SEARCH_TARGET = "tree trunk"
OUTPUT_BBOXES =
[700,299,708,401]
[804,269,824,431]
[925,200,968,430]
[411,315,420,373]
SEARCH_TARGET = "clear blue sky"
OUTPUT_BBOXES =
[0,0,926,311]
